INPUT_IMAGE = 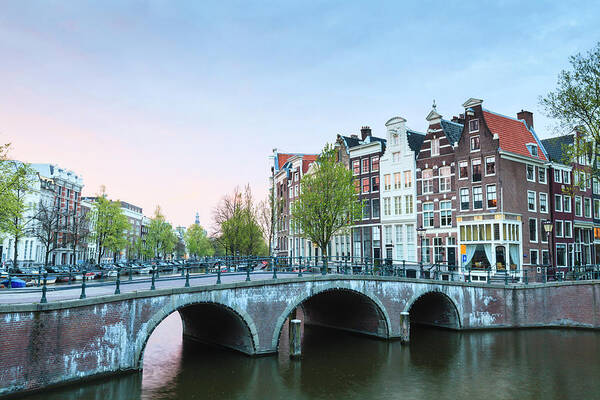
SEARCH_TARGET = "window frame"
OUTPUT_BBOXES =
[529,218,538,243]
[460,188,470,211]
[371,156,379,173]
[527,190,537,212]
[472,186,483,210]
[458,161,468,180]
[485,156,496,176]
[422,202,435,228]
[470,136,481,152]
[469,118,479,133]
[362,177,370,194]
[431,138,440,156]
[538,167,547,184]
[471,158,482,183]
[526,165,535,182]
[486,184,497,209]
[361,158,369,174]
[539,192,548,213]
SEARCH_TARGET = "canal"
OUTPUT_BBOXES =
[21,313,600,399]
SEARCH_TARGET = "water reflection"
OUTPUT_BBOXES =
[18,312,600,400]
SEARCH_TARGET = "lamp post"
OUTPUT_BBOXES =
[417,226,426,278]
[543,219,554,283]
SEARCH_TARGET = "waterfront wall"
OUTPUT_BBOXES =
[1,276,600,397]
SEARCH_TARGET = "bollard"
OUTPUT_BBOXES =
[524,270,529,285]
[487,268,491,285]
[298,256,303,278]
[246,265,251,282]
[68,267,72,285]
[289,319,302,359]
[181,265,185,277]
[400,312,410,344]
[272,262,278,279]
[217,267,222,284]
[151,269,156,290]
[129,266,133,281]
[402,260,406,278]
[185,267,190,287]
[40,273,48,304]
[504,272,508,286]
[115,268,121,295]
[80,275,87,299]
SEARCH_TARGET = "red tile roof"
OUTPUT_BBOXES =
[482,111,547,161]
[302,156,317,173]
[277,153,293,169]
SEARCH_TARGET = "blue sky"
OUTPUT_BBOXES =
[1,1,599,227]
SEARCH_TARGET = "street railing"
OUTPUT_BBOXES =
[1,257,600,304]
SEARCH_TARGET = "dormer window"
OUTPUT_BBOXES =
[526,143,538,157]
[469,119,479,133]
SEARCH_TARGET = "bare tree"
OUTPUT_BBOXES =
[31,197,62,267]
[65,206,90,266]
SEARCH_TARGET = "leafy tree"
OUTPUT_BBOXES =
[89,195,130,264]
[290,144,362,259]
[146,206,177,259]
[0,161,36,267]
[184,223,214,259]
[213,185,268,257]
[541,42,600,189]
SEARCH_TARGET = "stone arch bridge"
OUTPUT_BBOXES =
[1,275,600,397]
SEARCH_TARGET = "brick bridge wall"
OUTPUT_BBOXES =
[1,276,600,397]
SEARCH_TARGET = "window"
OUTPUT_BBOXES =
[439,166,451,192]
[354,179,360,193]
[404,171,412,188]
[469,119,479,132]
[431,138,440,156]
[594,178,600,195]
[584,198,592,218]
[362,178,370,194]
[394,196,402,215]
[470,136,480,151]
[473,187,483,209]
[487,185,497,208]
[539,193,548,213]
[554,169,562,183]
[440,201,452,227]
[393,152,400,163]
[394,173,401,189]
[485,156,495,176]
[385,226,393,244]
[362,158,369,174]
[526,144,538,157]
[392,134,399,146]
[422,169,433,194]
[538,168,547,184]
[529,218,537,242]
[371,176,380,192]
[434,237,444,263]
[353,160,360,175]
[383,198,391,216]
[564,221,572,238]
[371,156,379,172]
[460,188,469,211]
[575,196,582,216]
[541,221,548,243]
[363,200,371,219]
[459,161,468,180]
[294,172,299,181]
[423,203,434,228]
[384,174,391,190]
[527,191,536,212]
[555,220,564,237]
[563,170,570,184]
[530,249,539,265]
[472,159,482,182]
[563,196,571,213]
[405,195,413,214]
[556,244,567,267]
[289,187,293,198]
[372,199,380,219]
[526,165,535,181]
[594,199,600,219]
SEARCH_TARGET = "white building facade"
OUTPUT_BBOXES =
[379,117,423,263]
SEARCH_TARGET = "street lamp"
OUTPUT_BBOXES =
[416,227,426,277]
[543,219,554,282]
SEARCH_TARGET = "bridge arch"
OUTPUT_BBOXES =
[135,296,259,368]
[272,282,392,350]
[404,290,462,329]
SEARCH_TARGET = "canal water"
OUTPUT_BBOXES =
[22,313,600,400]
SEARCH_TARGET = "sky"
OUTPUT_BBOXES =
[1,1,599,228]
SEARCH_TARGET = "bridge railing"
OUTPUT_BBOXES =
[2,257,600,304]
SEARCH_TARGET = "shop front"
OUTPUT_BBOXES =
[458,218,522,281]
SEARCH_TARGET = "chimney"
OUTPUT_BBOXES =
[350,134,358,139]
[360,126,372,140]
[452,114,465,125]
[517,110,534,129]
